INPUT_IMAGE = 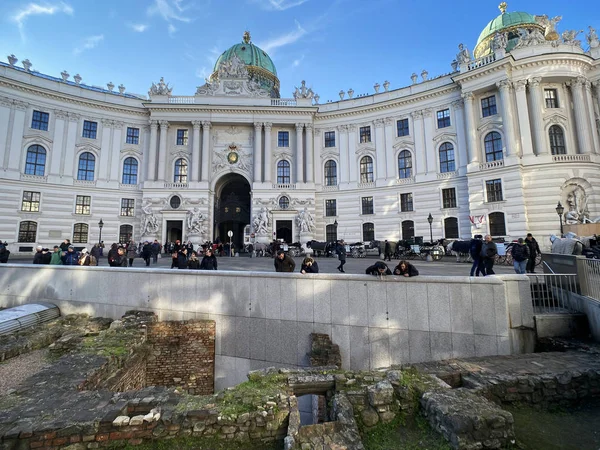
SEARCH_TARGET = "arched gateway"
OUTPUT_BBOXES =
[213,173,251,249]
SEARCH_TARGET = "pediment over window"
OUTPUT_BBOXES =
[121,147,142,155]
[75,142,101,152]
[544,113,568,126]
[477,121,501,134]
[393,139,414,149]
[356,145,375,154]
[433,132,457,144]
[23,134,53,146]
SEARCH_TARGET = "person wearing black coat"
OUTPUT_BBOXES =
[525,233,541,274]
[274,250,295,272]
[300,257,319,274]
[336,240,347,273]
[0,243,10,263]
[366,261,392,276]
[200,248,218,270]
[187,251,201,269]
[141,241,152,267]
[33,246,44,264]
[176,248,188,269]
[393,260,419,277]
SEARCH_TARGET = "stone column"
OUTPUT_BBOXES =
[528,78,547,155]
[374,119,386,180]
[0,99,11,170]
[570,77,592,154]
[201,121,211,181]
[384,118,395,179]
[496,80,518,157]
[514,80,534,156]
[584,80,599,153]
[146,120,158,181]
[191,121,201,182]
[7,101,27,171]
[410,111,426,174]
[253,122,263,182]
[313,128,322,184]
[295,123,304,183]
[157,120,169,181]
[347,125,357,182]
[49,111,67,175]
[452,99,468,168]
[422,109,435,173]
[462,92,479,164]
[305,123,314,183]
[264,122,272,183]
[338,125,349,184]
[62,113,79,176]
[110,122,123,181]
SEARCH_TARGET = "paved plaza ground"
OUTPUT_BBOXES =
[6,253,519,276]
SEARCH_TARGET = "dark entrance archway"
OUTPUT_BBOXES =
[276,220,293,243]
[213,173,251,250]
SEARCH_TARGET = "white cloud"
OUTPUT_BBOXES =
[195,66,210,81]
[130,23,149,32]
[292,54,304,68]
[73,34,104,56]
[148,0,192,23]
[11,2,73,40]
[254,0,309,11]
[168,24,177,36]
[257,20,307,53]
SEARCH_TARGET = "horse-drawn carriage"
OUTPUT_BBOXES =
[306,240,336,257]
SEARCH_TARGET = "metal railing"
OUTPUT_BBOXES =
[579,259,600,300]
[527,273,580,314]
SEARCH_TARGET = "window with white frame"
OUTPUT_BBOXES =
[25,145,46,176]
[324,131,336,147]
[549,125,566,155]
[21,191,41,212]
[398,150,412,179]
[481,95,497,117]
[486,179,503,202]
[442,188,457,209]
[397,118,409,137]
[277,160,290,184]
[75,195,91,215]
[325,199,337,216]
[489,212,506,236]
[31,110,49,131]
[176,129,188,145]
[324,160,337,186]
[126,127,140,144]
[278,131,289,147]
[360,156,373,183]
[361,197,374,215]
[120,198,135,216]
[544,89,558,108]
[82,120,97,139]
[439,142,455,173]
[400,193,413,212]
[437,109,451,128]
[73,223,89,243]
[174,158,188,183]
[122,157,138,184]
[18,221,37,242]
[359,126,371,143]
[484,132,503,161]
[77,152,95,181]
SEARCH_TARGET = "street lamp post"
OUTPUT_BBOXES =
[334,219,338,241]
[426,214,433,262]
[98,218,104,245]
[555,202,564,236]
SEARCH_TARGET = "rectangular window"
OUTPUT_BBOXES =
[361,197,374,215]
[397,118,409,137]
[544,89,558,108]
[324,131,336,147]
[442,188,457,208]
[481,95,497,117]
[126,127,140,144]
[73,223,89,244]
[75,195,91,215]
[278,131,289,147]
[437,109,451,128]
[82,120,97,139]
[325,199,337,217]
[400,193,413,212]
[31,110,49,131]
[359,126,371,143]
[21,191,41,212]
[176,129,188,145]
[486,179,503,202]
[120,198,135,216]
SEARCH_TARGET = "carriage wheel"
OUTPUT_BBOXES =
[431,246,444,261]
[351,249,359,258]
[258,249,264,257]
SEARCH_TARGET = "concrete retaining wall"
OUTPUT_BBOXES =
[0,265,533,390]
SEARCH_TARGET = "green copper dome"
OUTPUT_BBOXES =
[211,31,280,97]
[474,3,544,59]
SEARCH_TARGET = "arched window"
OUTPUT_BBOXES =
[484,132,503,161]
[277,160,290,184]
[122,157,138,184]
[444,217,459,239]
[18,221,37,243]
[549,125,566,155]
[174,158,188,183]
[326,224,337,242]
[398,150,412,179]
[360,156,373,183]
[119,225,133,243]
[278,196,289,209]
[77,152,95,181]
[73,223,89,243]
[489,212,506,236]
[362,222,375,242]
[439,142,455,173]
[24,145,46,176]
[324,160,337,186]
[401,220,415,240]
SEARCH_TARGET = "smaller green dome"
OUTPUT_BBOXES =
[476,11,537,47]
[213,33,277,77]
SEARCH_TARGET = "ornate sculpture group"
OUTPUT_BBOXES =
[563,185,600,224]
[296,207,315,233]
[141,200,159,235]
[293,80,315,100]
[252,207,270,235]
[186,207,207,235]
[148,77,172,96]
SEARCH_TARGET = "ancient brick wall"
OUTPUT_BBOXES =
[145,320,215,394]
[106,351,148,392]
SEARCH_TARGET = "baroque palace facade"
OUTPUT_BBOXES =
[1,4,600,253]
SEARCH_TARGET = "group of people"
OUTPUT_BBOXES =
[468,233,540,276]
[29,239,99,266]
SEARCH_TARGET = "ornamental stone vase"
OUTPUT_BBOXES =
[22,59,32,71]
[7,55,17,66]
[107,82,115,92]
[347,88,354,99]
[411,73,418,84]
[383,80,390,92]
[339,90,345,100]
[374,83,380,93]
[118,84,126,94]
[61,70,69,81]
[74,74,82,85]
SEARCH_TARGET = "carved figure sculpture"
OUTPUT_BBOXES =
[564,186,589,224]
[296,208,315,233]
[293,80,315,99]
[514,28,547,49]
[491,32,508,51]
[534,15,562,41]
[562,30,583,47]
[141,200,159,234]
[587,26,599,48]
[456,44,470,64]
[218,54,248,79]
[253,207,270,235]
[148,77,173,96]
[187,208,206,235]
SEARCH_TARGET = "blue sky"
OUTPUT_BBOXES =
[0,0,598,101]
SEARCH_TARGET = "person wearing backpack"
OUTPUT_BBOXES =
[480,235,498,276]
[0,242,10,263]
[469,235,484,277]
[511,238,530,274]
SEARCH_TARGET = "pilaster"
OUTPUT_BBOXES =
[528,78,546,155]
[157,120,169,181]
[147,120,158,181]
[7,101,27,171]
[569,77,592,154]
[462,92,479,165]
[451,99,468,172]
[253,122,263,183]
[191,120,201,182]
[384,117,395,179]
[496,79,518,157]
[584,81,599,153]
[295,123,304,183]
[374,118,386,181]
[514,80,534,157]
[410,110,426,175]
[305,123,314,183]
[338,125,349,184]
[263,122,272,183]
